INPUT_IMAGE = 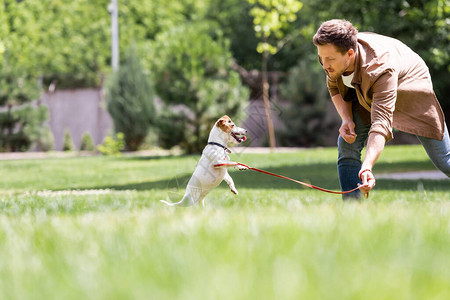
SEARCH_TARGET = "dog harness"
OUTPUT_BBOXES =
[208,142,231,153]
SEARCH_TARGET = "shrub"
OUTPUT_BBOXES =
[105,45,156,151]
[79,132,95,151]
[97,132,125,156]
[150,23,249,153]
[156,110,188,151]
[37,126,54,152]
[277,60,339,147]
[62,129,74,151]
[0,68,46,152]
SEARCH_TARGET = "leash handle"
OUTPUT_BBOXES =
[214,162,361,196]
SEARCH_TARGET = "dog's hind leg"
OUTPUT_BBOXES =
[198,194,208,207]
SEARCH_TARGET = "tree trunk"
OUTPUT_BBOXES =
[262,50,276,149]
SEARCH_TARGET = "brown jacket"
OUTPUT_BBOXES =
[327,32,445,141]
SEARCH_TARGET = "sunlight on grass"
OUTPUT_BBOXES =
[0,145,448,299]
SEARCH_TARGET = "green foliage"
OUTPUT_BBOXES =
[248,0,303,54]
[1,0,255,89]
[278,60,339,146]
[150,22,249,153]
[0,68,40,107]
[37,126,55,152]
[156,110,188,150]
[0,6,47,152]
[0,0,448,151]
[204,0,261,70]
[0,103,48,152]
[22,105,50,148]
[97,132,125,156]
[1,0,110,88]
[0,0,446,96]
[0,67,48,151]
[79,132,95,151]
[62,129,75,152]
[106,45,156,151]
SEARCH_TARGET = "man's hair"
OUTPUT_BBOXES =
[313,19,358,54]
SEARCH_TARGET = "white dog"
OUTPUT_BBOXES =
[161,115,248,207]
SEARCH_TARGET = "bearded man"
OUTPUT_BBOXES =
[313,19,449,198]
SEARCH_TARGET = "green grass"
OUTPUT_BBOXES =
[0,145,449,299]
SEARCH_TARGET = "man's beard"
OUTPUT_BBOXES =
[326,69,346,80]
[325,59,351,80]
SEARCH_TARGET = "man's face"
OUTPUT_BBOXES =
[317,44,354,80]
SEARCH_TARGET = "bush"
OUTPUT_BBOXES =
[150,23,249,153]
[79,132,95,151]
[0,68,46,152]
[62,129,74,151]
[105,45,156,151]
[97,132,125,156]
[37,126,54,152]
[277,60,339,147]
[156,110,188,150]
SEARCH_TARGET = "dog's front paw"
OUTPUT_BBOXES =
[236,164,248,171]
[230,187,238,195]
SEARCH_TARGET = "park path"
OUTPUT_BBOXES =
[376,170,447,180]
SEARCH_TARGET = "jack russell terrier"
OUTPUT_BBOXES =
[161,115,248,207]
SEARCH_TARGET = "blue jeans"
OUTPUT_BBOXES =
[337,110,450,199]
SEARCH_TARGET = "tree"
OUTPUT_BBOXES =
[0,65,46,151]
[247,0,303,148]
[149,23,249,153]
[106,45,156,151]
[0,2,48,152]
[278,60,339,146]
[80,132,95,151]
[1,0,112,89]
[62,129,75,151]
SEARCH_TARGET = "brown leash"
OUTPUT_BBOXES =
[214,162,364,196]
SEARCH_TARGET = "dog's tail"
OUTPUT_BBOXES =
[160,199,180,206]
[160,198,194,207]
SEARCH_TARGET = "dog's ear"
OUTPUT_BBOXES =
[217,115,232,132]
[216,118,227,130]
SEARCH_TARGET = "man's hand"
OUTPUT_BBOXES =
[358,169,376,197]
[339,120,357,144]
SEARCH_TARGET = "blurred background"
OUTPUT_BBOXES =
[0,0,448,153]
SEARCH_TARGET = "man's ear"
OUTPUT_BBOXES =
[347,48,354,57]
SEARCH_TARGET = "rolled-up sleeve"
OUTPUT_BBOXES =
[369,70,398,141]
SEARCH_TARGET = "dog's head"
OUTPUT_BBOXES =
[215,115,247,144]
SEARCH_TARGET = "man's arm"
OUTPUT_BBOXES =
[358,71,398,194]
[362,133,385,170]
[331,94,357,144]
[358,132,385,195]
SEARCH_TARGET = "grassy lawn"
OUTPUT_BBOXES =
[0,145,449,299]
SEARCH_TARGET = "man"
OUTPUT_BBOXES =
[313,19,449,199]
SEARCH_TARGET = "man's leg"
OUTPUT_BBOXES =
[416,124,450,177]
[337,108,370,199]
